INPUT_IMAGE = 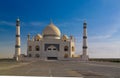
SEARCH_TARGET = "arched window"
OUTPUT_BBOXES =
[36,39,40,41]
[62,35,68,41]
[29,46,32,51]
[64,54,68,58]
[35,45,40,51]
[64,46,68,51]
[72,46,75,51]
[47,45,58,51]
[35,54,40,58]
[28,54,32,57]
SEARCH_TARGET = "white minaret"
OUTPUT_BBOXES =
[81,20,89,61]
[15,18,21,61]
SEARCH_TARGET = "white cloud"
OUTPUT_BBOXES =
[0,20,45,27]
[0,21,15,26]
[90,35,111,40]
[87,19,120,58]
[75,40,120,58]
[56,18,85,27]
[29,22,44,26]
[0,28,7,32]
[89,22,120,41]
[21,21,45,27]
[88,41,120,58]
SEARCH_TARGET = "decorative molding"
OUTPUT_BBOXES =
[83,26,87,28]
[15,45,20,48]
[83,46,87,49]
[43,34,59,37]
[83,36,87,39]
[16,35,20,37]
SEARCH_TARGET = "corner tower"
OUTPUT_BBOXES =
[15,18,21,61]
[81,20,89,61]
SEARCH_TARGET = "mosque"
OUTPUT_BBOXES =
[14,18,89,61]
[27,22,75,60]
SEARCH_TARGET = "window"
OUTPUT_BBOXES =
[35,38,40,41]
[64,46,68,51]
[35,54,40,58]
[35,45,40,51]
[64,40,66,42]
[53,48,56,50]
[48,48,51,50]
[72,46,75,51]
[28,46,32,51]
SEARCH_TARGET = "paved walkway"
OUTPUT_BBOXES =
[0,63,30,70]
[0,61,120,78]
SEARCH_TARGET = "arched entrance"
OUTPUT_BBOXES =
[47,45,58,60]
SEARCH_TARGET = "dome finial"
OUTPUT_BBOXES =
[17,17,20,21]
[50,19,53,24]
[84,19,87,23]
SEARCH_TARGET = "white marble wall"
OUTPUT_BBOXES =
[27,37,75,60]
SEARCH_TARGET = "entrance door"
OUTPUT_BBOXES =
[47,57,58,60]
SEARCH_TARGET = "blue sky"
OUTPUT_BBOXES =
[0,0,120,58]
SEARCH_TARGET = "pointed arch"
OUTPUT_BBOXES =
[72,46,75,52]
[28,46,32,51]
[64,46,68,51]
[35,45,40,51]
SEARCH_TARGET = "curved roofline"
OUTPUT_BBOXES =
[42,22,61,39]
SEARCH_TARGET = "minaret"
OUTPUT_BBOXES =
[15,18,21,61]
[27,34,30,40]
[27,34,30,56]
[81,20,89,61]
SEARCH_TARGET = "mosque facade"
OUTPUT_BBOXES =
[27,22,75,60]
[14,18,88,61]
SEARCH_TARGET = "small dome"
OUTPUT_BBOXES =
[34,34,42,41]
[16,18,20,21]
[62,35,68,41]
[42,22,61,39]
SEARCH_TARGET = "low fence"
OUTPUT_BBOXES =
[89,58,120,62]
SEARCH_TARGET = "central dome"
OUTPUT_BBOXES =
[42,22,61,39]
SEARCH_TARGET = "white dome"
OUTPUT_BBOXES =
[16,18,20,21]
[62,35,68,41]
[42,22,61,39]
[34,34,42,41]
